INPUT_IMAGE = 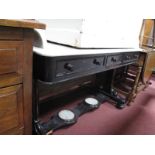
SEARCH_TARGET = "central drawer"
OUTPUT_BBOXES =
[0,85,23,134]
[56,57,104,77]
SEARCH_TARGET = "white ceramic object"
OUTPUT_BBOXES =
[84,98,99,106]
[38,19,83,47]
[58,110,75,121]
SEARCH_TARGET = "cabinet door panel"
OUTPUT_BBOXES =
[0,85,23,134]
[0,41,23,75]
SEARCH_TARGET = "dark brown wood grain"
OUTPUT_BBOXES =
[22,29,33,134]
[0,85,23,134]
[0,23,37,134]
[0,26,23,40]
[1,126,24,135]
[0,41,23,75]
[0,73,22,89]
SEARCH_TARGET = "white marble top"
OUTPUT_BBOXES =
[33,42,142,57]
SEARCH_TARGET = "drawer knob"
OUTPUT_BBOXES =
[111,57,117,62]
[126,55,130,59]
[93,59,100,65]
[64,63,74,71]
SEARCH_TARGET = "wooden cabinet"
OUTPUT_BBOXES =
[139,19,155,84]
[0,28,31,135]
[0,20,45,135]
